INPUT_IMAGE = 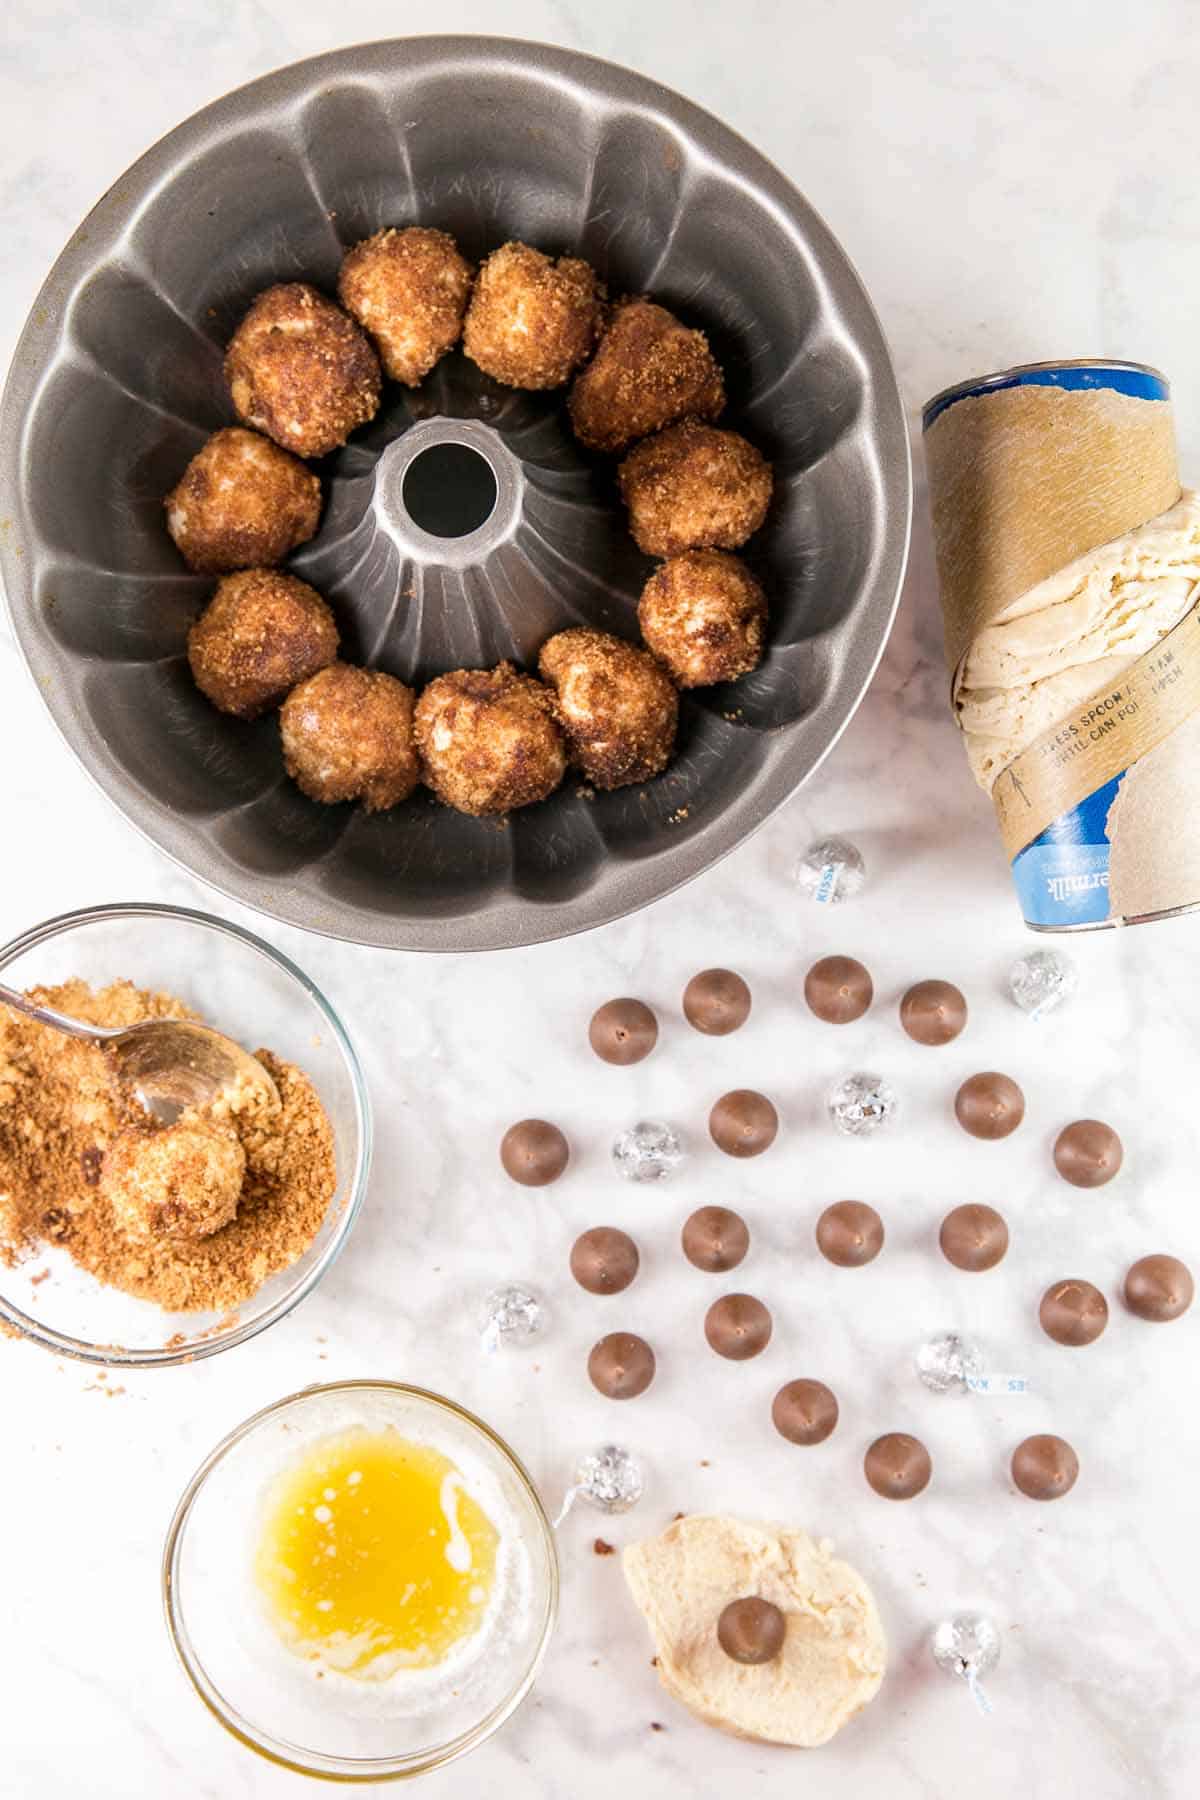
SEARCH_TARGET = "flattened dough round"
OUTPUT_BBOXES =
[622,1514,885,1746]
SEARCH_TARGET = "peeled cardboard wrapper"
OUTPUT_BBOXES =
[925,383,1180,675]
[924,375,1200,927]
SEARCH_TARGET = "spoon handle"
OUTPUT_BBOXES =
[0,981,108,1044]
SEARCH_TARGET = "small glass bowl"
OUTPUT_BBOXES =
[163,1381,559,1780]
[0,902,370,1365]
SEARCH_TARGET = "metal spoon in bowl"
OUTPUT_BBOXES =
[0,983,280,1125]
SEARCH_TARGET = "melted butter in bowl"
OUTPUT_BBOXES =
[163,1382,558,1777]
[255,1428,500,1676]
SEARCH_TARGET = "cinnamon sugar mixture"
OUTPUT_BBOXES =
[0,979,336,1312]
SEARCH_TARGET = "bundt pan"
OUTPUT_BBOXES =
[0,37,910,952]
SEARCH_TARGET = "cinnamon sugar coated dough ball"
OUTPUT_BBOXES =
[619,420,773,558]
[164,428,321,573]
[187,570,338,718]
[338,226,473,386]
[414,663,567,816]
[102,1117,245,1242]
[538,628,678,789]
[463,242,603,389]
[638,550,767,687]
[225,282,381,458]
[568,298,725,454]
[280,663,419,812]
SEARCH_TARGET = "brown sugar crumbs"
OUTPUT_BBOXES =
[0,979,336,1313]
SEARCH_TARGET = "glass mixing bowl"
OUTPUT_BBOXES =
[163,1381,558,1779]
[0,902,370,1364]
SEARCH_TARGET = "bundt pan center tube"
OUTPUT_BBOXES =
[0,36,911,951]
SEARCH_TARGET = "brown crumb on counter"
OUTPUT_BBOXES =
[650,1721,666,1732]
[593,1538,616,1556]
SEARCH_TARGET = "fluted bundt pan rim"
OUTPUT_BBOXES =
[0,36,911,952]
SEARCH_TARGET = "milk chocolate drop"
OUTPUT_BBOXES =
[939,1203,1009,1271]
[681,1205,750,1273]
[717,1597,786,1664]
[954,1072,1025,1140]
[570,1227,640,1295]
[589,998,658,1066]
[772,1379,839,1445]
[815,1200,884,1267]
[1011,1433,1078,1500]
[864,1432,932,1499]
[500,1119,569,1186]
[1124,1254,1194,1322]
[1039,1279,1108,1346]
[709,1090,778,1158]
[804,954,873,1024]
[683,969,752,1036]
[587,1331,656,1399]
[1053,1119,1123,1188]
[704,1293,772,1360]
[900,979,967,1046]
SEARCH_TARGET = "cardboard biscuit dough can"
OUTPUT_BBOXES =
[923,359,1200,931]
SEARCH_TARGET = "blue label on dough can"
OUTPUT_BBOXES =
[922,359,1170,428]
[1011,774,1124,927]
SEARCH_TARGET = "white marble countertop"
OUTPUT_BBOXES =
[3,3,1199,1795]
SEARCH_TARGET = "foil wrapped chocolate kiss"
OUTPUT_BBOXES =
[551,1444,645,1527]
[932,1612,1001,1714]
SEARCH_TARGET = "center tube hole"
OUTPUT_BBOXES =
[401,442,499,539]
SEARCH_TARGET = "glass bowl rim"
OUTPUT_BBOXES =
[0,899,373,1368]
[161,1378,561,1781]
